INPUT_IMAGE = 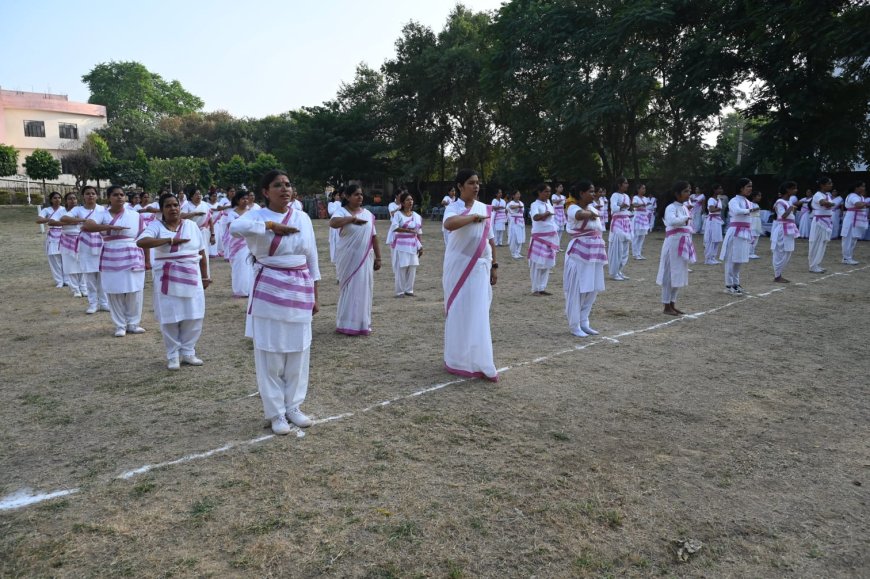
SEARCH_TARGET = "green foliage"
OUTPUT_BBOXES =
[61,133,113,187]
[247,153,283,183]
[24,149,62,187]
[0,144,19,177]
[217,155,249,188]
[148,156,204,192]
[82,61,203,123]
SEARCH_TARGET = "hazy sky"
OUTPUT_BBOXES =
[2,0,505,118]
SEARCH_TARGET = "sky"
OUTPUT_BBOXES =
[2,0,505,118]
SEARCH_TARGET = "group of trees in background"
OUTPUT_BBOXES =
[6,0,868,196]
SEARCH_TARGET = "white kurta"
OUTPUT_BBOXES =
[93,208,146,294]
[334,207,377,335]
[137,219,206,324]
[224,209,254,297]
[57,207,84,276]
[808,191,833,270]
[656,202,696,291]
[564,204,606,294]
[327,200,342,262]
[719,196,752,264]
[507,200,525,257]
[40,206,63,255]
[443,200,497,381]
[770,198,797,277]
[72,205,105,273]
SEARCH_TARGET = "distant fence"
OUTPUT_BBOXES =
[0,178,79,205]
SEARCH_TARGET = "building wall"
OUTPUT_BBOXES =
[0,90,108,175]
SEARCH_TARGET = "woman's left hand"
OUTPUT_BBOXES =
[490,269,498,286]
[272,224,299,236]
[373,258,382,271]
[202,279,211,289]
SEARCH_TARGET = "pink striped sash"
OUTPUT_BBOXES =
[610,213,632,234]
[390,217,420,250]
[156,254,200,296]
[59,232,79,253]
[812,214,832,230]
[100,244,145,272]
[509,212,524,225]
[78,209,102,254]
[527,231,559,262]
[846,208,868,229]
[445,206,492,316]
[728,220,752,240]
[553,205,566,226]
[493,205,507,225]
[667,226,696,262]
[268,208,294,256]
[248,264,313,314]
[776,219,799,237]
[47,208,62,241]
[568,230,606,263]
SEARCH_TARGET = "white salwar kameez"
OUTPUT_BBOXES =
[223,210,253,297]
[607,192,633,278]
[797,203,812,238]
[138,219,206,361]
[808,191,833,271]
[656,203,696,303]
[770,198,797,278]
[563,205,606,334]
[388,211,422,296]
[507,200,525,258]
[181,200,212,278]
[333,207,377,335]
[831,196,843,239]
[72,205,109,310]
[749,202,763,257]
[57,207,87,296]
[491,198,507,246]
[230,207,320,421]
[528,199,558,292]
[94,209,146,332]
[719,196,752,288]
[40,206,65,286]
[443,200,497,381]
[551,193,567,247]
[703,197,724,264]
[327,200,342,262]
[631,195,649,258]
[841,193,868,262]
[689,193,706,233]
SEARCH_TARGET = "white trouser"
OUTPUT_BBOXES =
[808,229,829,270]
[566,290,598,331]
[660,275,680,304]
[842,232,862,261]
[254,347,310,421]
[555,228,563,248]
[530,262,551,292]
[394,265,417,295]
[632,232,647,257]
[493,228,505,246]
[750,235,760,254]
[607,236,630,277]
[48,254,64,286]
[725,261,742,287]
[772,248,792,278]
[704,241,721,263]
[509,234,523,258]
[84,272,109,308]
[161,319,203,360]
[66,273,86,295]
[107,291,144,330]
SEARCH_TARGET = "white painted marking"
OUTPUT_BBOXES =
[0,488,79,511]
[602,337,620,344]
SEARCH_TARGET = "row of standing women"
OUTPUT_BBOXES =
[36,173,867,436]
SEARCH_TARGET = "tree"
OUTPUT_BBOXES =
[62,133,112,188]
[0,144,18,177]
[217,155,249,188]
[82,61,204,123]
[247,153,283,182]
[24,149,62,191]
[148,156,203,193]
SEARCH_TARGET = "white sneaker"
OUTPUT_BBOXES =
[571,327,589,338]
[749,254,760,259]
[725,286,737,295]
[580,325,599,336]
[114,328,126,337]
[55,283,64,288]
[181,355,203,366]
[73,291,82,298]
[86,306,98,314]
[843,259,859,265]
[99,305,110,312]
[167,357,180,371]
[809,267,825,273]
[271,415,292,435]
[286,407,313,428]
[127,326,146,334]
[610,275,624,281]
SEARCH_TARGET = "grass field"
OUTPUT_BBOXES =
[0,205,868,577]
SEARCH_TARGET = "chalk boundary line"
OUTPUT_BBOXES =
[2,264,867,511]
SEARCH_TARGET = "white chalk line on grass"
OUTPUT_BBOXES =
[3,264,868,512]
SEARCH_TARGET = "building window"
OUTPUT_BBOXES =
[24,120,45,138]
[59,123,79,140]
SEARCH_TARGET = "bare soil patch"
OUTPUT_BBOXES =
[1,206,868,577]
